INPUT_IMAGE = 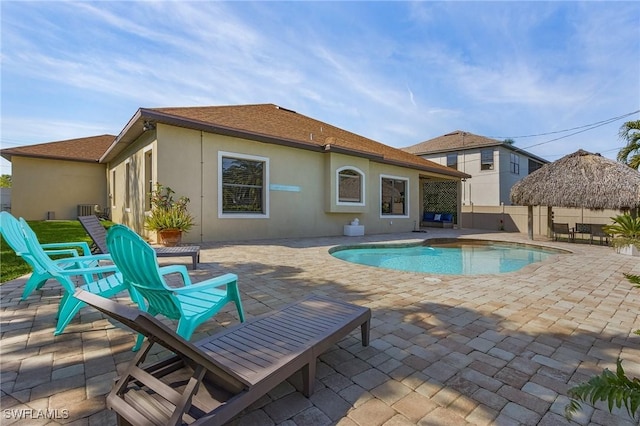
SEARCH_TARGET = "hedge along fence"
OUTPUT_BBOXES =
[460,205,625,236]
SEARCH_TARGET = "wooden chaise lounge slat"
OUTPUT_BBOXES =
[78,215,201,269]
[74,290,371,426]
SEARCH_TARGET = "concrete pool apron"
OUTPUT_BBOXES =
[1,228,638,425]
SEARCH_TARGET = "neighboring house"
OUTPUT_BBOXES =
[2,104,469,242]
[1,135,113,220]
[402,131,548,206]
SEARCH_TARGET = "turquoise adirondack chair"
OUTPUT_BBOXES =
[19,218,146,349]
[106,224,245,340]
[1,212,98,300]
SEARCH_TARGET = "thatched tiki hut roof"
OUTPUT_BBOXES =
[511,149,640,209]
[510,149,640,238]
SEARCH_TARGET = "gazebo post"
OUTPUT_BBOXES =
[547,206,553,238]
[528,205,534,240]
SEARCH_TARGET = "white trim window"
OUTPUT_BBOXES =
[446,153,458,169]
[144,147,153,211]
[481,149,494,171]
[510,153,520,174]
[380,175,408,217]
[337,166,365,205]
[218,152,269,218]
[124,160,131,211]
[110,169,116,209]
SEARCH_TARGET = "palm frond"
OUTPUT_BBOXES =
[565,359,640,420]
[624,273,640,289]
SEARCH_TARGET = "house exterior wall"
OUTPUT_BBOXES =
[421,146,543,207]
[10,156,107,220]
[421,149,500,206]
[108,124,459,243]
[498,146,524,205]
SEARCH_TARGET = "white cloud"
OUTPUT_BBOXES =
[1,0,638,165]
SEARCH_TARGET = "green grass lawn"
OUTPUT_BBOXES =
[0,219,113,283]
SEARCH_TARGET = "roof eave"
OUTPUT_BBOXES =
[101,108,336,163]
[0,151,101,163]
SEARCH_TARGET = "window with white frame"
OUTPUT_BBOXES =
[446,153,458,169]
[125,161,131,209]
[337,167,364,205]
[219,152,269,216]
[480,149,494,171]
[144,149,153,211]
[381,176,408,216]
[510,153,520,174]
[110,170,116,208]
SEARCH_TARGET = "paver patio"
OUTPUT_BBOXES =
[1,228,639,425]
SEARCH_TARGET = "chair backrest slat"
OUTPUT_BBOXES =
[0,211,28,254]
[106,225,183,319]
[78,215,109,254]
[17,218,77,294]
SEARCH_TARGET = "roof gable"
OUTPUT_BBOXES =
[402,131,503,155]
[1,134,116,163]
[401,130,548,164]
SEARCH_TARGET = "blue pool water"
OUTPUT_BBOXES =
[330,239,564,275]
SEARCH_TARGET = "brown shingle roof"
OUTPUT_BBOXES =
[1,134,116,163]
[129,104,468,178]
[402,130,503,155]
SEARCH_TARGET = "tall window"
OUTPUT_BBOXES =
[144,150,153,211]
[446,153,458,169]
[481,149,494,171]
[338,167,364,204]
[110,170,116,208]
[125,161,131,209]
[220,153,268,216]
[381,176,407,216]
[510,153,520,174]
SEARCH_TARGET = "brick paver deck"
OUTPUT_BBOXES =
[1,228,639,425]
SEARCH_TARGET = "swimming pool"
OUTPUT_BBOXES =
[329,239,566,275]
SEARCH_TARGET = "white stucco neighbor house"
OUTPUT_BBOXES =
[402,131,548,206]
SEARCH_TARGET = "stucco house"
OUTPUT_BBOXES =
[402,131,548,206]
[2,104,469,242]
[1,135,113,219]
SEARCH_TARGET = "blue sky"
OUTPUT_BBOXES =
[2,1,639,175]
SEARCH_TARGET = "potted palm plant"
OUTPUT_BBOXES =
[603,213,640,256]
[144,183,194,246]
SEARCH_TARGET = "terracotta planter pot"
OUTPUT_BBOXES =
[158,229,182,247]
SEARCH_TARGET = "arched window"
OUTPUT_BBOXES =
[337,167,365,205]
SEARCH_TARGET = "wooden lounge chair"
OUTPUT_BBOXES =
[74,289,371,426]
[78,215,201,269]
[552,223,574,242]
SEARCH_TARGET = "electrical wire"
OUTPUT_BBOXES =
[487,110,639,139]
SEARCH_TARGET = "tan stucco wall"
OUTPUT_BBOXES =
[108,132,156,234]
[10,156,107,220]
[107,124,461,243]
[461,204,623,235]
